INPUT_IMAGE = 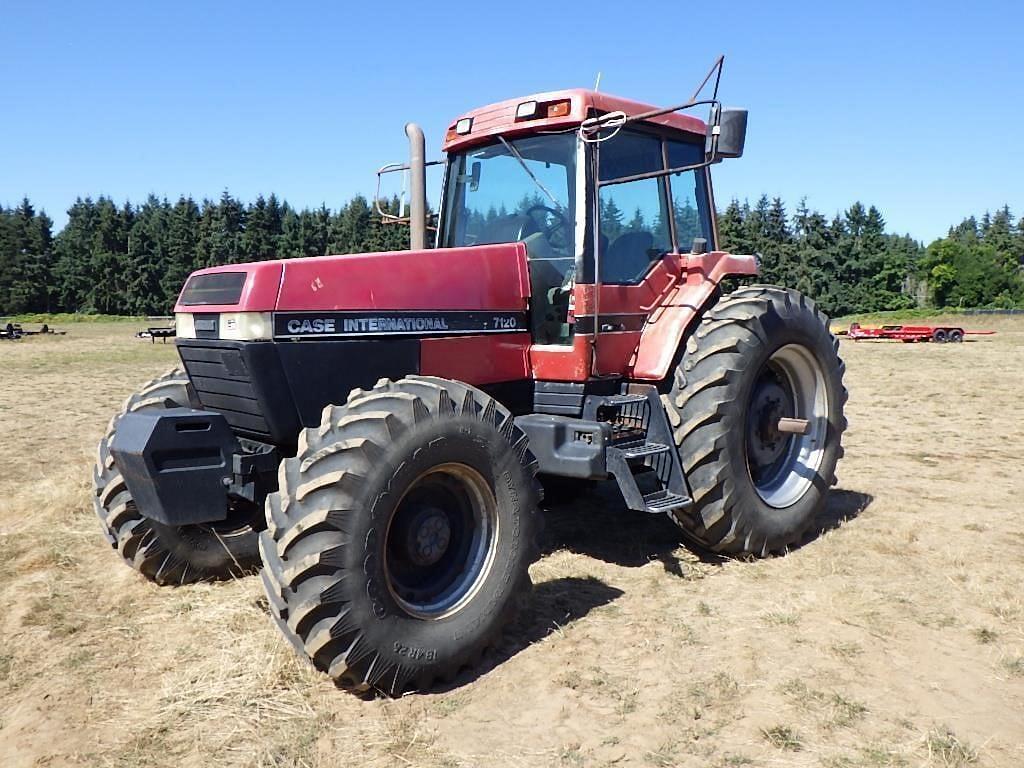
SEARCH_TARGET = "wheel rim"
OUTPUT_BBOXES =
[745,344,828,508]
[153,498,256,540]
[384,463,498,620]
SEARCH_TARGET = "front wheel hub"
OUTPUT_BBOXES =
[404,507,452,566]
[384,463,498,620]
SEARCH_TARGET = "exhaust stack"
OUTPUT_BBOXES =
[405,123,427,250]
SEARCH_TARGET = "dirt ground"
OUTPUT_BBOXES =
[1,317,1021,767]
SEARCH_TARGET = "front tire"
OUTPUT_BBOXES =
[92,369,261,584]
[663,285,847,556]
[260,376,542,696]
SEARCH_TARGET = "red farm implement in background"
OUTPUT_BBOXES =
[846,322,995,343]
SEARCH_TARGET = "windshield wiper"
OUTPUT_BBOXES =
[496,135,563,211]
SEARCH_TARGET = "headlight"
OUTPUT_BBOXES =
[174,312,272,341]
[176,313,196,338]
[220,312,273,340]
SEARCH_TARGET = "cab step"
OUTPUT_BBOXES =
[616,440,671,459]
[515,384,694,518]
[600,394,648,407]
[595,386,693,516]
[642,489,692,513]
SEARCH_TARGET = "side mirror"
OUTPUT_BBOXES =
[706,105,748,160]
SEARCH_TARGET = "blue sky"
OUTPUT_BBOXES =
[2,0,1021,242]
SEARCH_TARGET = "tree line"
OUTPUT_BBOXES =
[1,192,1022,317]
[717,197,1024,316]
[0,193,411,316]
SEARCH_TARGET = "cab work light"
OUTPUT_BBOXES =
[516,99,570,121]
[455,117,473,135]
[515,101,538,120]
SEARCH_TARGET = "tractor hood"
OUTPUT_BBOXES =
[173,243,532,315]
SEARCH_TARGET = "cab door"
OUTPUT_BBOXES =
[588,129,714,377]
[530,127,713,381]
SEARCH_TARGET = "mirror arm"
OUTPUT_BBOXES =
[374,159,445,223]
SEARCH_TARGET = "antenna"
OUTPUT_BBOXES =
[594,71,602,92]
[581,54,727,135]
[688,55,725,103]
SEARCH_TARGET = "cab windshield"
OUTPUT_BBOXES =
[441,132,577,259]
[441,132,578,345]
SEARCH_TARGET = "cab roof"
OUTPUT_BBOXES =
[442,88,708,152]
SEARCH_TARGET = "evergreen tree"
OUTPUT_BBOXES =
[126,196,171,314]
[716,199,750,253]
[0,199,55,313]
[85,197,131,314]
[164,196,200,301]
[626,207,646,232]
[600,197,625,243]
[243,195,282,261]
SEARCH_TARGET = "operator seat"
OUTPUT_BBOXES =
[601,231,655,284]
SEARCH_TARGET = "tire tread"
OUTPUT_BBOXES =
[261,376,542,696]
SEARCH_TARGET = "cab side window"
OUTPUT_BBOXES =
[598,132,672,285]
[667,139,711,253]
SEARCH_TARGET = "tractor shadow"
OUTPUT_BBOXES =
[437,575,624,692]
[433,486,871,693]
[797,488,874,551]
[539,479,724,573]
[539,480,873,571]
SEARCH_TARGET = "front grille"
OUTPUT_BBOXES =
[175,336,418,448]
[177,343,272,438]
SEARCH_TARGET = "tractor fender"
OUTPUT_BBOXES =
[631,251,758,380]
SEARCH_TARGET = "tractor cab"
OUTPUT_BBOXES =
[406,87,746,348]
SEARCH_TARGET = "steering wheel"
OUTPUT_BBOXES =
[520,204,571,247]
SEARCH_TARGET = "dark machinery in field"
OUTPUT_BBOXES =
[1,322,66,340]
[136,324,177,343]
[94,60,847,696]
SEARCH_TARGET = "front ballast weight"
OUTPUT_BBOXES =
[109,407,279,528]
[92,368,265,585]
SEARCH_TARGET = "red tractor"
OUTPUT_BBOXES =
[94,62,847,696]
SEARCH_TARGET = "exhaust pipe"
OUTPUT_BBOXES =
[405,122,427,250]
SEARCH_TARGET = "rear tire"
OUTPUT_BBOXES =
[663,285,847,556]
[948,328,964,343]
[260,376,542,696]
[92,369,261,585]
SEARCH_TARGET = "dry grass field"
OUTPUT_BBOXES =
[1,317,1022,767]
